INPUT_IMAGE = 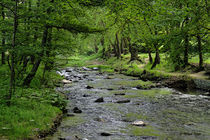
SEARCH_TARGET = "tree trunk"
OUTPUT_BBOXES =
[94,42,98,53]
[148,48,153,64]
[120,38,124,54]
[123,38,129,55]
[183,34,189,68]
[8,0,18,106]
[23,26,49,86]
[197,33,203,70]
[151,44,160,69]
[1,7,5,65]
[183,17,189,68]
[115,32,121,59]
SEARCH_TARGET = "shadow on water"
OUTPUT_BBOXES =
[47,67,210,140]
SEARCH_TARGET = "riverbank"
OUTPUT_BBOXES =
[0,65,67,139]
[64,54,210,92]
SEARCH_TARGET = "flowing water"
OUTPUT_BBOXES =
[48,67,210,140]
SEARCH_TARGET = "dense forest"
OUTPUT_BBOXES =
[0,0,209,139]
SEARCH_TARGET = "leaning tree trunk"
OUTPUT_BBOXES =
[23,26,49,87]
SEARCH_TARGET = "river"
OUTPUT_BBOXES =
[47,67,210,140]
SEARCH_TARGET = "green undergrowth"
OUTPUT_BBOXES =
[0,100,61,139]
[61,54,102,67]
[0,64,67,139]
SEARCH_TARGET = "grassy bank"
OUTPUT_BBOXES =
[0,64,66,139]
[64,53,210,91]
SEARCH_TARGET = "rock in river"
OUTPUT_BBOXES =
[82,67,91,71]
[61,79,72,84]
[86,85,94,89]
[114,93,126,96]
[92,67,99,70]
[132,121,147,126]
[73,107,82,113]
[95,97,104,103]
[100,132,112,136]
[116,100,130,104]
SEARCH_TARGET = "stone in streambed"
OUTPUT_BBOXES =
[86,85,94,89]
[67,113,75,117]
[83,94,90,97]
[61,79,72,84]
[92,67,99,70]
[73,107,82,113]
[100,132,112,136]
[132,121,147,126]
[95,97,104,103]
[105,76,113,79]
[114,93,126,96]
[82,67,91,71]
[66,68,73,72]
[136,85,150,90]
[116,100,130,104]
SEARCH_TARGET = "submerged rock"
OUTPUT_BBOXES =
[94,117,105,122]
[116,100,130,104]
[131,121,147,126]
[73,107,82,113]
[114,93,126,96]
[66,68,73,72]
[67,113,75,117]
[100,132,112,136]
[105,76,113,79]
[136,85,150,90]
[118,86,126,90]
[86,85,94,89]
[83,94,90,97]
[95,97,104,103]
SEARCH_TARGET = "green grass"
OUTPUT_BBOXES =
[0,99,61,139]
[189,53,210,64]
[0,64,66,139]
[60,54,101,67]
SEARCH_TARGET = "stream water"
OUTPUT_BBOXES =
[48,67,210,140]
